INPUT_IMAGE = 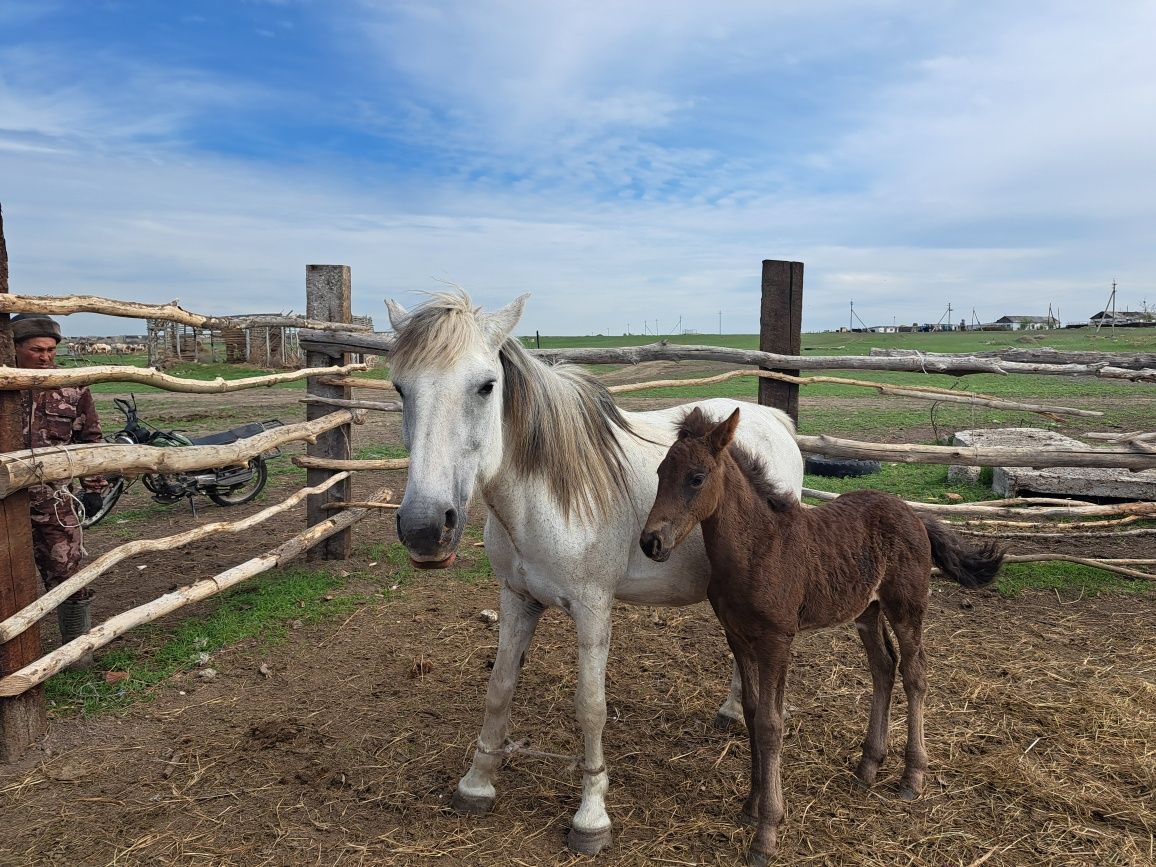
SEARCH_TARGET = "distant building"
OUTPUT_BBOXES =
[1089,310,1155,326]
[991,315,1059,331]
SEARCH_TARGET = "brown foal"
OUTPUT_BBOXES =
[640,407,1004,866]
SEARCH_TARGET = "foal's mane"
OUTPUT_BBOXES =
[678,410,795,511]
[390,292,634,521]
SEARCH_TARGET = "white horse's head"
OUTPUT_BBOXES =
[386,291,528,567]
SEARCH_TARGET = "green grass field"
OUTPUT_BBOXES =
[522,324,1156,355]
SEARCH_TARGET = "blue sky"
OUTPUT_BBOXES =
[2,1,1153,337]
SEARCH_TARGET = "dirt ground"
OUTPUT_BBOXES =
[2,368,1154,866]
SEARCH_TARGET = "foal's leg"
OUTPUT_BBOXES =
[715,659,747,730]
[853,601,897,787]
[723,633,761,825]
[884,603,929,800]
[453,586,544,813]
[749,635,792,867]
[567,600,615,855]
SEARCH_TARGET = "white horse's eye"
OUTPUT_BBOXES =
[478,381,496,396]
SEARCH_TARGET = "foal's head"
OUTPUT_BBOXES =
[639,407,740,562]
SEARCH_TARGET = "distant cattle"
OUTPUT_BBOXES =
[66,340,148,357]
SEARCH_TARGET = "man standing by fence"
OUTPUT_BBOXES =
[13,314,106,669]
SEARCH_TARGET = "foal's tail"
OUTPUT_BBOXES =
[921,516,1005,589]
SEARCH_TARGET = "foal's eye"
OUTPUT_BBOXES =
[478,381,496,396]
[689,473,706,489]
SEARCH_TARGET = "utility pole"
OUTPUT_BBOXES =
[1095,280,1118,337]
[718,310,722,335]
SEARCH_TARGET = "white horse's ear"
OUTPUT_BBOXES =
[482,293,530,347]
[386,299,410,332]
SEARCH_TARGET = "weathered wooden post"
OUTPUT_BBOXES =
[758,260,804,425]
[305,265,353,560]
[0,203,48,761]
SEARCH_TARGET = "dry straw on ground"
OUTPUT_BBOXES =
[2,573,1153,866]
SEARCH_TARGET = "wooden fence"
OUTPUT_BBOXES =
[0,207,381,760]
[2,240,1154,763]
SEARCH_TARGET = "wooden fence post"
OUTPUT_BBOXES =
[758,260,804,425]
[0,203,48,761]
[305,265,353,560]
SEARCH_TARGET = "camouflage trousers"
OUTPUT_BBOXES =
[28,484,92,600]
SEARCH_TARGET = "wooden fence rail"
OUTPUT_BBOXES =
[0,362,367,392]
[0,482,393,697]
[0,293,373,333]
[0,409,367,497]
[0,473,354,645]
[298,329,1156,379]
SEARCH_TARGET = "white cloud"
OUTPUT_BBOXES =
[1,1,1153,339]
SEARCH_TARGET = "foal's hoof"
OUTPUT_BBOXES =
[897,784,920,802]
[853,760,880,788]
[567,824,613,856]
[450,790,494,815]
[747,846,775,867]
[713,711,744,732]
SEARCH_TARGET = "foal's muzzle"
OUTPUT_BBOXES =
[640,526,673,562]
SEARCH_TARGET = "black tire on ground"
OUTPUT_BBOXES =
[804,456,882,478]
[206,458,268,506]
[79,476,127,528]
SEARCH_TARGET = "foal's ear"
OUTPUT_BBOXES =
[678,406,706,439]
[386,299,410,332]
[708,408,741,453]
[482,293,530,347]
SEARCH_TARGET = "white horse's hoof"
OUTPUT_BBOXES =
[713,712,743,731]
[567,824,612,855]
[451,790,494,815]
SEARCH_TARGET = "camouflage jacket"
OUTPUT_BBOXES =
[21,385,105,497]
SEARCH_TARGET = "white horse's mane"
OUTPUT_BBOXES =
[389,291,486,372]
[390,292,635,521]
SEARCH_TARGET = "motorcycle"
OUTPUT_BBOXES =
[79,395,285,528]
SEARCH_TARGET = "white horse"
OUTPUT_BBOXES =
[386,292,803,854]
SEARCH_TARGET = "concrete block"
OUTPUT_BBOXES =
[951,428,1156,500]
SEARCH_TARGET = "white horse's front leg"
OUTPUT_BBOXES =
[568,602,614,855]
[453,586,544,813]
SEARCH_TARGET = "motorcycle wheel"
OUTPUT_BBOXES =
[79,476,127,528]
[206,458,268,506]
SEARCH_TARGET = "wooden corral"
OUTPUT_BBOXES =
[147,319,215,366]
[0,254,362,761]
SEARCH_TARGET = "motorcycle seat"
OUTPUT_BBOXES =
[186,422,268,446]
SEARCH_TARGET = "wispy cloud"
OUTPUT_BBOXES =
[1,1,1153,338]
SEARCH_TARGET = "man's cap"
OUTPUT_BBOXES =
[11,313,62,344]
